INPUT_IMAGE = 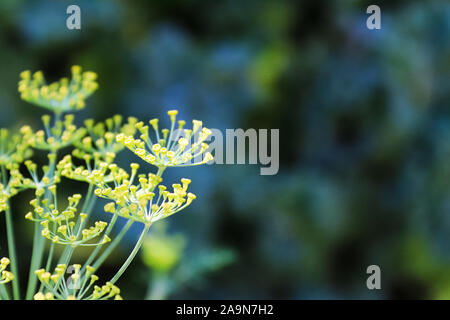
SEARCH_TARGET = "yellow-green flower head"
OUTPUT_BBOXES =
[72,116,138,163]
[0,156,60,196]
[0,160,46,212]
[95,164,197,225]
[116,110,214,168]
[34,265,122,300]
[0,183,11,213]
[18,66,98,114]
[0,128,33,166]
[0,257,14,284]
[57,154,128,185]
[20,114,86,151]
[26,192,110,247]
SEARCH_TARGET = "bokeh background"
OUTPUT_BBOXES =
[0,0,449,299]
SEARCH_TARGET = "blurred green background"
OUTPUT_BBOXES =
[0,0,450,299]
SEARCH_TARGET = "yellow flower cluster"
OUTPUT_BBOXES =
[57,155,128,185]
[0,160,46,212]
[0,158,60,213]
[0,129,35,212]
[23,158,61,187]
[0,128,32,166]
[34,264,122,300]
[116,110,214,168]
[0,184,11,212]
[34,264,67,289]
[26,192,110,247]
[0,257,14,284]
[20,114,86,151]
[94,163,196,226]
[18,66,98,114]
[73,115,138,163]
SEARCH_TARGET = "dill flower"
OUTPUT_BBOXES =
[25,191,110,247]
[73,115,138,163]
[34,264,122,300]
[0,184,10,212]
[0,160,46,212]
[18,66,98,114]
[0,156,61,204]
[20,114,86,152]
[0,257,14,284]
[57,154,128,185]
[0,129,33,166]
[116,110,214,168]
[94,163,197,226]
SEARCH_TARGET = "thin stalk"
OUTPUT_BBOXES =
[39,225,56,292]
[25,218,45,299]
[146,272,171,300]
[1,165,20,299]
[82,214,118,271]
[92,220,134,271]
[57,183,95,267]
[110,224,150,285]
[0,283,10,300]
[26,148,58,299]
[4,207,19,299]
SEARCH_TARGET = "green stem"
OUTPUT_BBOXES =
[44,241,55,272]
[110,224,150,285]
[25,218,45,299]
[92,220,134,271]
[0,283,10,300]
[26,148,58,299]
[39,226,56,292]
[57,183,95,268]
[1,165,20,299]
[4,206,19,299]
[146,272,171,300]
[82,214,118,271]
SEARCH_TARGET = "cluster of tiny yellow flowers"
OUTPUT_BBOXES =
[0,257,14,284]
[0,129,32,166]
[26,191,110,247]
[19,158,61,190]
[0,161,44,213]
[73,115,138,163]
[18,66,98,114]
[94,163,196,225]
[20,114,86,151]
[57,154,128,185]
[0,184,11,212]
[0,128,34,212]
[34,264,121,300]
[0,158,60,213]
[116,110,213,168]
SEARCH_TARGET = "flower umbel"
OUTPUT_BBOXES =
[73,115,138,163]
[0,129,32,166]
[116,110,214,168]
[20,114,86,152]
[18,66,98,114]
[57,155,128,185]
[95,163,196,226]
[26,190,110,247]
[34,264,122,300]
